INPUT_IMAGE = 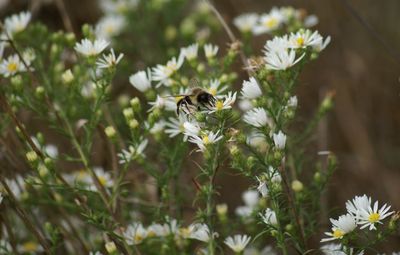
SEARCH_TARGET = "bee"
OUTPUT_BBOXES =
[176,79,216,116]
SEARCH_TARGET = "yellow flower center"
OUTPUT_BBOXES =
[147,230,156,238]
[134,234,144,243]
[22,241,38,252]
[215,100,224,111]
[265,18,278,28]
[332,229,344,239]
[7,62,18,73]
[296,37,305,47]
[368,213,380,223]
[98,176,107,186]
[202,136,210,145]
[105,25,115,34]
[208,87,217,96]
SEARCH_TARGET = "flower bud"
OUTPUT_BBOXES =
[11,75,23,90]
[291,180,304,192]
[229,145,239,156]
[313,172,321,183]
[129,119,139,129]
[216,203,228,216]
[62,69,74,84]
[38,164,49,177]
[165,25,177,41]
[123,108,134,120]
[197,63,205,73]
[105,241,117,254]
[105,126,116,138]
[35,86,45,98]
[26,151,38,162]
[130,97,141,112]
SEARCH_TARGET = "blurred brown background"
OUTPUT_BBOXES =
[2,0,400,251]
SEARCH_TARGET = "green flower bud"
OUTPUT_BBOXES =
[197,63,205,73]
[165,25,177,41]
[62,69,74,84]
[105,241,117,254]
[105,126,116,138]
[11,75,23,90]
[26,150,38,162]
[291,180,304,192]
[129,119,139,129]
[123,108,134,120]
[130,97,141,112]
[313,172,321,183]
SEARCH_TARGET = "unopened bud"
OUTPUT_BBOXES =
[129,119,139,129]
[26,151,38,162]
[62,69,74,84]
[35,86,45,98]
[105,241,117,254]
[105,126,116,138]
[123,108,134,120]
[216,203,228,216]
[291,180,304,192]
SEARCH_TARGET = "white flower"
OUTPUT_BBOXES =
[148,95,176,112]
[95,15,125,40]
[0,54,27,77]
[3,175,25,199]
[243,108,272,127]
[253,8,284,35]
[224,235,251,253]
[321,214,357,242]
[208,91,236,113]
[241,77,262,99]
[129,69,152,92]
[123,223,148,245]
[267,166,282,183]
[356,200,394,230]
[207,79,228,96]
[204,44,219,58]
[320,243,364,255]
[188,223,212,243]
[152,54,184,86]
[183,120,201,137]
[149,120,166,134]
[181,43,198,61]
[288,30,323,49]
[345,194,371,217]
[304,15,319,27]
[147,223,170,237]
[314,36,331,52]
[88,167,114,191]
[242,190,259,208]
[17,241,43,254]
[256,176,268,197]
[246,132,267,150]
[287,96,298,108]
[165,115,190,140]
[96,48,123,69]
[260,208,278,226]
[45,144,58,158]
[273,131,286,149]
[74,38,109,57]
[117,139,148,164]
[264,35,290,53]
[233,13,259,33]
[238,99,254,111]
[188,131,223,152]
[4,11,31,35]
[235,206,253,217]
[264,47,304,70]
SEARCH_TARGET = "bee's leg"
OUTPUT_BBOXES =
[176,98,184,116]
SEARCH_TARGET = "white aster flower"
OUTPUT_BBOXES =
[345,194,371,217]
[287,96,298,108]
[188,223,213,243]
[233,13,259,33]
[288,30,323,49]
[238,99,254,111]
[264,47,304,70]
[272,131,286,149]
[149,120,166,134]
[208,91,236,113]
[242,190,259,208]
[148,95,176,112]
[183,120,201,137]
[243,108,272,127]
[152,54,184,86]
[320,244,364,255]
[129,69,152,92]
[74,38,109,57]
[45,144,58,158]
[246,132,267,151]
[357,200,394,230]
[88,167,114,191]
[207,79,228,96]
[224,235,251,253]
[147,223,169,237]
[117,139,148,164]
[267,166,282,183]
[304,15,319,27]
[256,176,268,197]
[260,208,278,226]
[314,36,331,52]
[264,35,290,53]
[204,43,219,58]
[3,175,25,199]
[241,77,262,99]
[96,48,123,69]
[165,115,190,140]
[123,223,148,245]
[321,214,357,242]
[188,130,223,152]
[235,206,253,217]
[0,54,27,77]
[17,241,43,254]
[181,43,198,61]
[95,15,125,40]
[4,11,31,36]
[253,8,284,35]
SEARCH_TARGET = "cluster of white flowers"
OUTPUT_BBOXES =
[233,6,318,35]
[262,29,330,71]
[117,138,148,164]
[224,234,251,253]
[321,195,394,243]
[122,219,215,245]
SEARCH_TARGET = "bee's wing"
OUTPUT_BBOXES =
[188,77,200,88]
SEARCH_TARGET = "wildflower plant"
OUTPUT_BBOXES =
[0,2,399,255]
